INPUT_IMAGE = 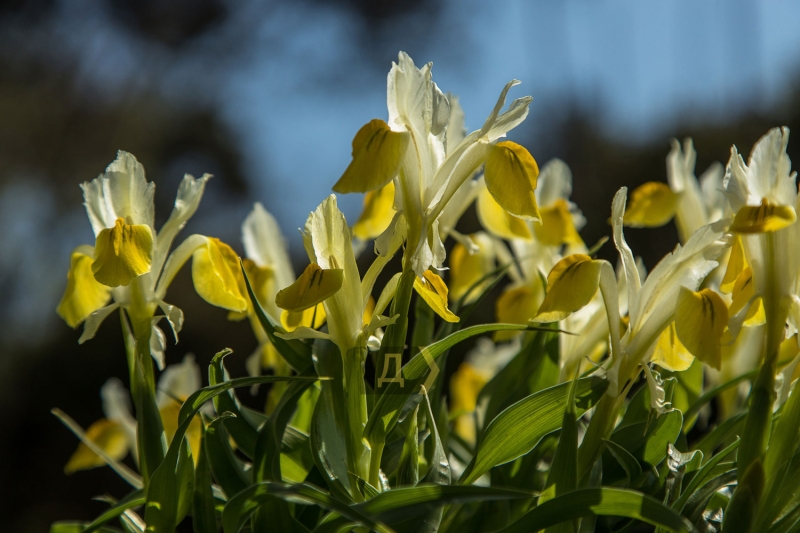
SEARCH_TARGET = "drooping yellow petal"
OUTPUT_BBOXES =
[495,284,542,341]
[92,217,153,287]
[622,182,680,228]
[57,249,112,328]
[353,181,397,240]
[533,198,584,246]
[534,254,602,323]
[64,418,129,474]
[675,287,729,370]
[448,234,495,303]
[720,234,747,294]
[729,267,766,327]
[363,295,376,326]
[229,258,275,321]
[160,401,202,465]
[192,237,248,312]
[476,185,532,240]
[275,263,343,313]
[450,363,487,415]
[730,198,797,233]
[651,322,695,372]
[483,141,541,221]
[280,303,327,332]
[333,119,410,194]
[413,270,459,323]
[450,363,488,445]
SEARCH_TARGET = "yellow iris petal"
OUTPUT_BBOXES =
[720,234,747,294]
[675,287,729,370]
[363,295,376,326]
[483,141,541,221]
[450,363,488,445]
[730,197,797,233]
[449,235,495,303]
[622,182,679,228]
[64,418,129,474]
[192,237,248,312]
[275,263,343,313]
[229,259,274,321]
[160,401,202,465]
[476,185,532,240]
[280,303,327,332]
[533,198,583,246]
[534,254,602,323]
[729,267,766,327]
[651,322,695,372]
[333,119,410,194]
[413,270,460,323]
[92,218,153,287]
[353,181,397,240]
[57,249,112,328]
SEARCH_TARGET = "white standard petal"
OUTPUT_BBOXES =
[149,321,167,371]
[157,300,184,342]
[154,173,212,275]
[242,202,295,290]
[536,159,573,207]
[156,354,202,408]
[611,188,641,324]
[81,151,155,235]
[747,127,795,207]
[78,303,121,343]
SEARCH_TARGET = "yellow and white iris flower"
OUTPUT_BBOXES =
[275,195,398,357]
[65,355,203,473]
[56,151,248,368]
[334,52,537,277]
[534,188,729,405]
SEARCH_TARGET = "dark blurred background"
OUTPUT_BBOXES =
[2,0,800,530]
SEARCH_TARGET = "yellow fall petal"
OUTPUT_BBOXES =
[192,237,248,312]
[494,284,542,341]
[622,182,679,228]
[533,198,584,246]
[720,234,747,294]
[534,254,602,323]
[160,402,202,464]
[729,267,766,327]
[449,235,495,303]
[64,418,129,474]
[675,287,729,370]
[413,270,460,323]
[275,263,343,313]
[92,217,153,287]
[280,303,327,332]
[730,198,797,233]
[476,185,532,240]
[363,295,376,326]
[353,182,397,240]
[450,363,488,445]
[651,322,695,372]
[333,119,410,194]
[484,141,541,221]
[229,258,274,321]
[57,249,112,328]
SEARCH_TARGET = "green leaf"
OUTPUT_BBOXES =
[673,438,738,513]
[609,410,682,469]
[694,412,747,457]
[222,482,395,533]
[497,488,691,533]
[145,373,321,532]
[459,376,607,485]
[205,414,250,497]
[540,372,580,512]
[603,439,643,487]
[683,469,737,526]
[50,523,118,533]
[174,437,194,523]
[282,426,315,484]
[397,404,420,486]
[356,485,531,523]
[242,262,314,372]
[80,489,146,533]
[192,427,217,533]
[683,369,757,424]
[365,323,537,469]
